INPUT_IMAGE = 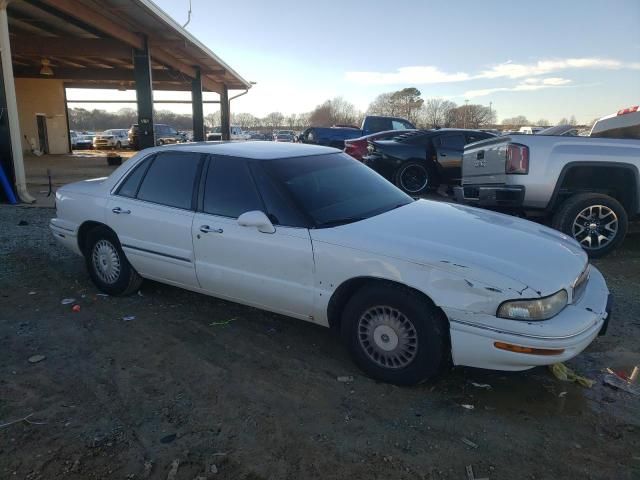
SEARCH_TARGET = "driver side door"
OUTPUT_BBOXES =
[192,155,315,320]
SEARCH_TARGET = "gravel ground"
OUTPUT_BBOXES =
[1,206,639,480]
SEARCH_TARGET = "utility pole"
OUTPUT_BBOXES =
[489,101,493,127]
[464,99,469,128]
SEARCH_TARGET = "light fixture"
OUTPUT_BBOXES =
[40,58,53,76]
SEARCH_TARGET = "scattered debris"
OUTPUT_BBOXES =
[160,433,177,444]
[96,293,109,297]
[209,464,218,474]
[0,413,47,429]
[122,315,136,322]
[337,376,354,383]
[559,391,568,398]
[28,291,37,295]
[549,362,595,388]
[61,298,76,305]
[603,374,640,396]
[17,220,28,226]
[72,304,81,313]
[461,437,478,449]
[465,465,475,480]
[470,382,492,390]
[28,354,46,364]
[209,318,236,326]
[461,404,475,410]
[143,460,153,478]
[166,459,180,480]
[137,291,144,297]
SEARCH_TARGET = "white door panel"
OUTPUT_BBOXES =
[106,197,198,287]
[193,213,315,319]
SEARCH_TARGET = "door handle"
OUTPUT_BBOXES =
[477,151,485,159]
[112,207,131,214]
[200,225,223,234]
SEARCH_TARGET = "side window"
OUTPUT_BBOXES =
[203,156,263,218]
[391,120,411,130]
[137,151,201,209]
[438,134,465,149]
[250,163,307,228]
[465,132,489,144]
[116,157,152,198]
[367,117,390,132]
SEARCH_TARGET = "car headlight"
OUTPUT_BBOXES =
[497,289,568,321]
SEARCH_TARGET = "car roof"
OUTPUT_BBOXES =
[154,141,339,159]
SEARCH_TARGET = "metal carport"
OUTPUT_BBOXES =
[0,0,251,203]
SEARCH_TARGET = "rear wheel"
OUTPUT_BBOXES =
[341,283,448,385]
[395,161,436,195]
[85,226,142,296]
[552,193,628,258]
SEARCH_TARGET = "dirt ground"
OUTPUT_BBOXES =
[1,206,639,480]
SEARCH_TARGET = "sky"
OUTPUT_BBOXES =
[68,0,640,124]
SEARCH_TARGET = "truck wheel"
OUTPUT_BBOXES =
[395,161,437,195]
[552,193,628,258]
[341,283,448,386]
[85,226,142,296]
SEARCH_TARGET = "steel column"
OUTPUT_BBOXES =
[191,67,204,142]
[220,85,230,141]
[133,37,155,150]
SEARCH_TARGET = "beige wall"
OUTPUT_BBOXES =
[15,78,69,155]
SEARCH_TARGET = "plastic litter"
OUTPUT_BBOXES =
[461,437,478,449]
[28,291,37,295]
[470,382,492,390]
[210,318,236,326]
[122,315,136,322]
[603,374,640,396]
[61,298,76,305]
[72,305,81,313]
[461,404,475,410]
[337,376,354,383]
[549,362,595,388]
[28,355,46,364]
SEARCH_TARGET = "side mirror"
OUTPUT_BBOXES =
[237,210,275,234]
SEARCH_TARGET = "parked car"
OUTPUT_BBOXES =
[273,130,296,140]
[456,134,640,257]
[207,126,250,141]
[299,115,415,149]
[590,105,640,139]
[51,142,611,386]
[93,129,130,150]
[344,129,418,161]
[537,125,580,136]
[518,126,546,135]
[274,133,294,143]
[363,129,495,194]
[73,134,93,150]
[249,133,269,141]
[128,124,183,149]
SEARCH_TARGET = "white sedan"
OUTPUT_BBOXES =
[50,142,612,385]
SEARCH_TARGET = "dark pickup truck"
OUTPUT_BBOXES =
[298,115,415,149]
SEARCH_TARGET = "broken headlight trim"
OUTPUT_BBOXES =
[497,289,568,321]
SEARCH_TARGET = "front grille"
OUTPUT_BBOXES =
[572,266,590,303]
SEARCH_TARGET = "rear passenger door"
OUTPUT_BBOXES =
[106,150,203,288]
[435,133,466,181]
[192,155,315,319]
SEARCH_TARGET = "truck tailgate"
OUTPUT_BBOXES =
[462,136,510,185]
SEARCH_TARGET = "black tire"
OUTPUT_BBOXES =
[341,283,448,386]
[85,226,142,296]
[552,193,628,258]
[115,141,122,149]
[394,161,438,195]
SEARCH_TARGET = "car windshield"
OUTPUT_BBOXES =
[263,152,413,228]
[103,130,117,135]
[277,134,291,140]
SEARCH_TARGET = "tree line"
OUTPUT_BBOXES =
[69,87,581,132]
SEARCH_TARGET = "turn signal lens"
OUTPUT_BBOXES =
[505,143,529,174]
[494,342,565,356]
[497,289,568,321]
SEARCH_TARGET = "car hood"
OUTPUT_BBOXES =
[310,199,587,295]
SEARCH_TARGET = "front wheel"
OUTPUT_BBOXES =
[85,226,142,296]
[341,283,448,385]
[394,161,436,195]
[552,193,628,258]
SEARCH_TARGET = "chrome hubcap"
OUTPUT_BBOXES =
[400,165,428,193]
[92,239,121,284]
[572,205,618,250]
[358,306,418,369]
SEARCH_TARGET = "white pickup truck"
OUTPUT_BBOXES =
[456,134,640,257]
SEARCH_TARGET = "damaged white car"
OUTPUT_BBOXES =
[51,142,612,385]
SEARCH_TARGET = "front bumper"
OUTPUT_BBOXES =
[454,184,525,208]
[50,219,82,256]
[447,266,611,371]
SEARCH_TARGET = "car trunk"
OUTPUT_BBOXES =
[462,136,511,186]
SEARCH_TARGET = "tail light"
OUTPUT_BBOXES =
[344,139,368,161]
[617,105,639,116]
[506,143,529,174]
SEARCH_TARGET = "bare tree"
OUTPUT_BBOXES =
[501,116,530,128]
[535,119,550,127]
[309,97,361,127]
[264,112,285,129]
[232,112,257,129]
[449,104,496,128]
[421,98,457,128]
[367,92,397,117]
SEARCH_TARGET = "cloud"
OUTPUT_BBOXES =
[345,57,640,86]
[464,78,574,98]
[345,66,470,85]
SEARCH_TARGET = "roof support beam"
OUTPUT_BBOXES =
[11,35,132,58]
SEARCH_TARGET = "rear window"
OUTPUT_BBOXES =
[137,151,202,209]
[116,157,152,198]
[203,156,263,218]
[438,134,465,149]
